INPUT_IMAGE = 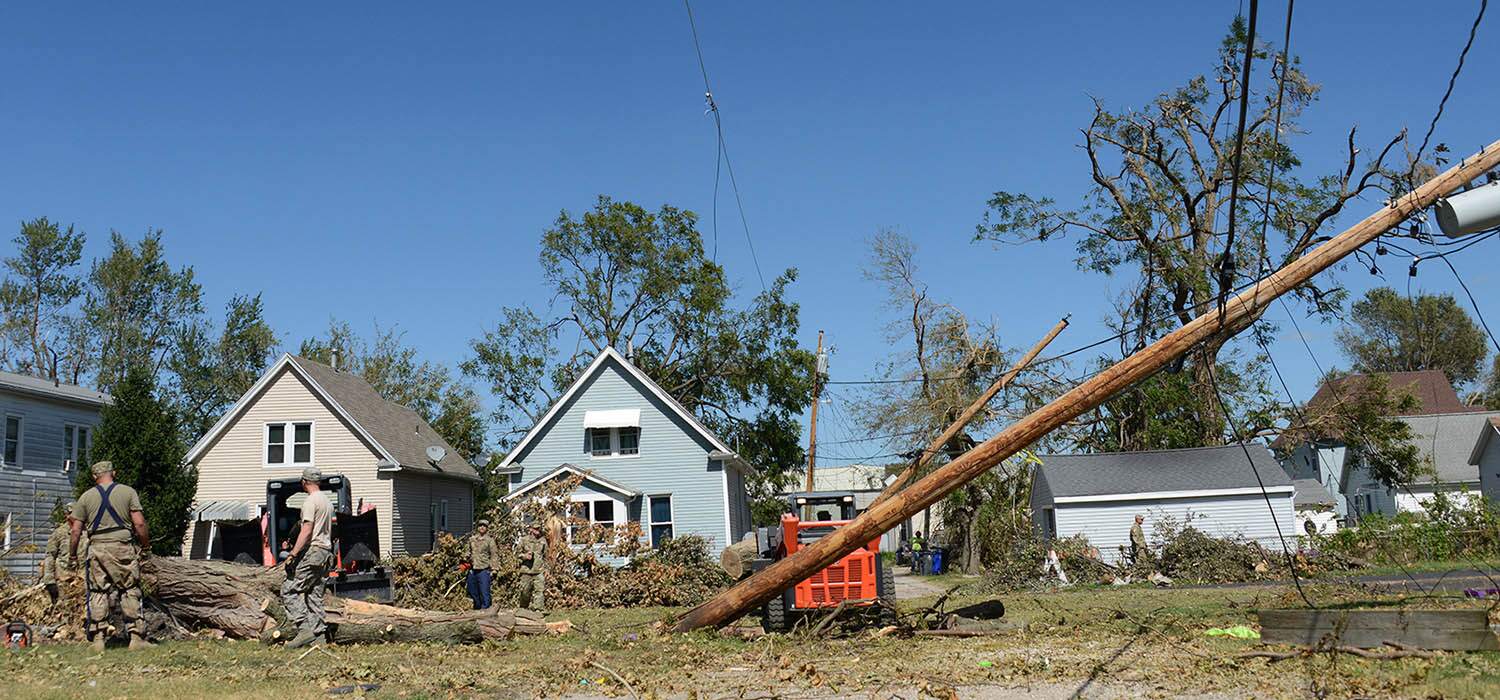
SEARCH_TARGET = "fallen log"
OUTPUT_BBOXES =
[138,557,563,643]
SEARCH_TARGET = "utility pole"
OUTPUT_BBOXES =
[871,315,1069,509]
[804,330,825,493]
[673,139,1500,633]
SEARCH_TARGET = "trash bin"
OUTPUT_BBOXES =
[928,547,945,575]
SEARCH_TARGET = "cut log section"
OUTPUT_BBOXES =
[720,535,761,580]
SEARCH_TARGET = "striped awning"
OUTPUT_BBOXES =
[193,500,257,522]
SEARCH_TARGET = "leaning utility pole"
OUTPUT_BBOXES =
[804,329,825,493]
[871,315,1069,509]
[674,139,1500,632]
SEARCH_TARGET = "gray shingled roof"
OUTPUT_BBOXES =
[292,356,478,481]
[1399,411,1498,484]
[1035,444,1291,498]
[1293,478,1336,507]
[0,370,110,406]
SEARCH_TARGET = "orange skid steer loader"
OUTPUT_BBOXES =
[750,491,895,632]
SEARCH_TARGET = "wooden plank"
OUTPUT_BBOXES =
[1256,609,1499,650]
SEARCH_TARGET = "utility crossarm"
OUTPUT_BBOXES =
[673,138,1500,632]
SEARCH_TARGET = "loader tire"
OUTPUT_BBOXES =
[762,592,788,633]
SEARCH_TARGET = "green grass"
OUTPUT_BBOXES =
[4,582,1498,698]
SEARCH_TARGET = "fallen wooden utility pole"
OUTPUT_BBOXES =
[871,315,1069,508]
[674,139,1500,632]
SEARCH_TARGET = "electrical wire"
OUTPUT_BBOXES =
[1409,0,1489,188]
[1217,0,1260,321]
[682,0,767,291]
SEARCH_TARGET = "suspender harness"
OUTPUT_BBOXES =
[88,483,129,536]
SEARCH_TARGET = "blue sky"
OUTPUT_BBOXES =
[1,2,1496,459]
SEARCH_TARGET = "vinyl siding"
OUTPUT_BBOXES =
[187,366,394,558]
[510,357,738,551]
[0,391,103,578]
[391,472,474,556]
[1045,492,1295,565]
[1481,433,1500,502]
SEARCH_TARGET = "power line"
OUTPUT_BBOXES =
[1255,0,1296,277]
[1217,0,1260,320]
[1409,0,1489,187]
[682,0,767,291]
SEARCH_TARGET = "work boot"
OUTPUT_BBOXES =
[128,633,155,650]
[285,630,319,649]
[89,632,106,652]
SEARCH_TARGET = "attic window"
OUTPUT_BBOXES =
[586,427,640,458]
[266,422,314,467]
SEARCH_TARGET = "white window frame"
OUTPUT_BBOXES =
[263,421,315,468]
[586,427,642,460]
[565,493,623,545]
[3,414,23,468]
[440,499,450,531]
[2,512,11,549]
[647,494,675,548]
[64,423,92,475]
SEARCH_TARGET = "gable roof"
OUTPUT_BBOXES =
[497,346,735,469]
[0,370,110,407]
[505,463,641,500]
[1272,370,1471,450]
[1292,478,1336,507]
[185,354,477,481]
[1468,416,1500,466]
[1398,410,1498,484]
[1035,444,1293,501]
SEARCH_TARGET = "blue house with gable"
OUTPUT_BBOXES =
[499,347,755,552]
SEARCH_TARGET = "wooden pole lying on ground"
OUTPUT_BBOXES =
[673,139,1500,633]
[870,315,1070,509]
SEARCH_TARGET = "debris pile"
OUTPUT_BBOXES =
[391,472,730,611]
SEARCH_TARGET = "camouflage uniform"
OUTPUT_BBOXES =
[71,469,146,640]
[1129,520,1148,565]
[280,473,335,642]
[516,531,546,612]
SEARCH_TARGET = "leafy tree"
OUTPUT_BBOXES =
[973,21,1403,448]
[1335,287,1487,386]
[0,217,86,375]
[83,231,204,392]
[464,196,813,523]
[1278,372,1421,487]
[1480,355,1500,409]
[300,319,486,461]
[77,364,195,555]
[169,294,279,438]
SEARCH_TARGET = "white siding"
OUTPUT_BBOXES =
[1051,492,1296,565]
[1281,443,1350,518]
[187,366,394,557]
[1481,433,1500,503]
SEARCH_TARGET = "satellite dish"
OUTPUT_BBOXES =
[425,446,448,464]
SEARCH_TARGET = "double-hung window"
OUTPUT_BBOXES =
[64,424,91,475]
[265,422,314,467]
[648,495,674,548]
[3,415,22,467]
[585,427,641,458]
[566,498,619,544]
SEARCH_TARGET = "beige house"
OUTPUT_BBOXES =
[183,354,478,559]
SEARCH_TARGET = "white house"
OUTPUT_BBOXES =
[500,347,755,552]
[183,354,479,559]
[1340,410,1495,519]
[1276,370,1480,520]
[1471,416,1500,503]
[1030,444,1296,565]
[1292,478,1339,537]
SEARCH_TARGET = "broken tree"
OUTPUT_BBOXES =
[673,139,1500,632]
[140,557,562,643]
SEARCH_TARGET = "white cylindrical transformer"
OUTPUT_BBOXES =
[1435,180,1500,237]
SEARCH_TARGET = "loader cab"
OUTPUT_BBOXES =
[266,474,352,563]
[785,491,857,520]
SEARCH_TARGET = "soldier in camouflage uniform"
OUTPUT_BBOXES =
[70,461,152,651]
[516,522,547,612]
[42,501,83,605]
[466,519,498,610]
